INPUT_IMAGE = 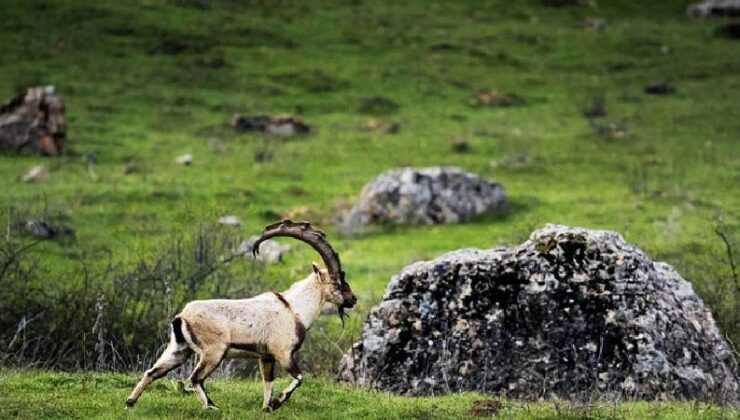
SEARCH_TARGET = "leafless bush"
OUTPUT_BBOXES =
[0,224,271,372]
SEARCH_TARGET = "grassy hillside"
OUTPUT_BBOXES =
[1,371,738,419]
[0,0,738,400]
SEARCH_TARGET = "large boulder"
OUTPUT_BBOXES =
[339,225,738,403]
[0,86,66,155]
[343,167,506,228]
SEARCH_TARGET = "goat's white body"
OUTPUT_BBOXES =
[126,273,328,411]
[178,276,323,359]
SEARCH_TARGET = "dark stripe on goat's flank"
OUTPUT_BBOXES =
[172,317,186,344]
[273,291,290,308]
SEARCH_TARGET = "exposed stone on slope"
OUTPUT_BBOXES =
[339,225,738,403]
[343,167,507,230]
[231,114,310,136]
[0,86,66,156]
[687,0,740,17]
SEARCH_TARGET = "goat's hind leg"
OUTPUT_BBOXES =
[126,342,191,408]
[189,348,226,410]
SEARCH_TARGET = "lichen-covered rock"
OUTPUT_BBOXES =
[339,225,738,403]
[0,86,66,155]
[343,167,506,229]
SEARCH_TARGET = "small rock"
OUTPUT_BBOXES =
[266,117,311,136]
[231,114,311,136]
[231,114,272,131]
[359,119,400,134]
[25,219,75,240]
[686,0,740,17]
[237,236,291,263]
[0,86,67,156]
[468,89,524,108]
[218,215,242,227]
[22,166,48,183]
[175,154,193,165]
[644,83,676,95]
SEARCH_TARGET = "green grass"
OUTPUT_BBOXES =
[0,0,738,413]
[1,371,738,419]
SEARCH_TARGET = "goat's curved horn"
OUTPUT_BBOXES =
[252,220,345,281]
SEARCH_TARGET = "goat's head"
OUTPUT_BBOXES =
[252,220,357,322]
[311,262,357,309]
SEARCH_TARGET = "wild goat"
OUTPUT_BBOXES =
[125,220,357,412]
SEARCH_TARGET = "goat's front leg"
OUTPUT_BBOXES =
[269,354,303,411]
[258,357,275,412]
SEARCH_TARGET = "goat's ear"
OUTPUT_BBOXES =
[312,262,322,278]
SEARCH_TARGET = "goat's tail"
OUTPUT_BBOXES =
[171,317,187,344]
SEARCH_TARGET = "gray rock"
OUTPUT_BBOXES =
[25,219,75,241]
[237,235,292,263]
[21,166,48,183]
[343,167,506,230]
[338,225,738,403]
[175,154,193,165]
[218,215,242,227]
[231,114,310,136]
[687,0,740,17]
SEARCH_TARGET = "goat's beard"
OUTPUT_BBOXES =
[338,305,349,327]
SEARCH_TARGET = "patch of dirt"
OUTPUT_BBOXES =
[470,400,502,417]
[468,89,524,108]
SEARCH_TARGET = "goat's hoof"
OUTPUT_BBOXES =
[205,405,219,411]
[261,406,273,413]
[124,399,136,410]
[176,380,196,394]
[268,398,283,411]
